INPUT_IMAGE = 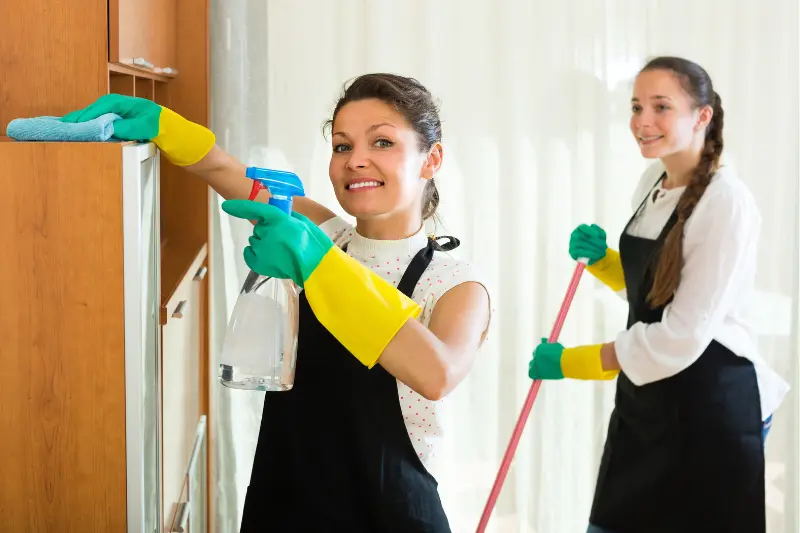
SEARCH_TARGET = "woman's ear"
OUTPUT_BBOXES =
[695,105,713,132]
[421,142,444,180]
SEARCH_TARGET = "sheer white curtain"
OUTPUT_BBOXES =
[208,1,799,531]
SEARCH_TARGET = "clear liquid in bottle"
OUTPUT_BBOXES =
[219,270,299,391]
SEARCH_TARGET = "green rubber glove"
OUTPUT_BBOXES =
[220,199,331,288]
[61,94,215,166]
[221,198,422,369]
[62,94,159,139]
[529,338,567,380]
[568,224,608,265]
[528,338,619,381]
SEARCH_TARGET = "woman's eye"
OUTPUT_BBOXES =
[656,104,670,112]
[375,138,394,148]
[333,143,351,153]
[631,105,642,113]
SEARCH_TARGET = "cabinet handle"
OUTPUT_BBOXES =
[172,300,188,318]
[168,501,190,532]
[193,265,208,281]
[132,57,154,69]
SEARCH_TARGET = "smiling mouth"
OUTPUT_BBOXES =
[638,135,664,144]
[346,180,384,191]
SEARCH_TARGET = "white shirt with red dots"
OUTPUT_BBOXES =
[318,216,492,468]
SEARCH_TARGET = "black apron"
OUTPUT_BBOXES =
[588,177,765,533]
[240,238,452,533]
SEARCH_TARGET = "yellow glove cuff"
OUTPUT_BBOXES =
[304,247,421,368]
[561,344,619,380]
[586,249,626,292]
[154,106,216,166]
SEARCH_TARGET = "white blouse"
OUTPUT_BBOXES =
[614,161,790,420]
[318,216,492,467]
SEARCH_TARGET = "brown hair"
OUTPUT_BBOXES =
[324,73,442,220]
[641,57,725,307]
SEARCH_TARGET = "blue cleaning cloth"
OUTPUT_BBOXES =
[5,113,121,142]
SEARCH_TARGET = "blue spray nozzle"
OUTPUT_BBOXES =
[245,167,306,214]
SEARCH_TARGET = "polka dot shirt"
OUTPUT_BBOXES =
[318,216,491,467]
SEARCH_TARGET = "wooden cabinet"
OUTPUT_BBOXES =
[0,141,163,532]
[0,140,211,533]
[0,0,213,530]
[109,0,178,72]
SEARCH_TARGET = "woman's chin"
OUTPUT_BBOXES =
[639,146,666,159]
[340,203,387,220]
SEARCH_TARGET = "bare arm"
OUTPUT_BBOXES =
[601,342,621,372]
[185,144,337,226]
[377,282,491,401]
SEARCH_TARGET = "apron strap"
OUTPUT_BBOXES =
[396,235,459,296]
[396,238,437,297]
[624,172,666,234]
[342,235,460,298]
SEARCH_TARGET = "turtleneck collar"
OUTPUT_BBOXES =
[346,225,430,262]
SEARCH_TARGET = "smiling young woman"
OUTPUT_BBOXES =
[528,56,789,533]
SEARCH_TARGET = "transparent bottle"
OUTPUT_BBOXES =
[218,271,300,391]
[218,167,305,392]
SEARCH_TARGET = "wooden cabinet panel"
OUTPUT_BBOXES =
[109,0,177,71]
[162,250,207,529]
[0,141,128,532]
[152,0,178,71]
[0,0,107,131]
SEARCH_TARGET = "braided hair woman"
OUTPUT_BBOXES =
[528,56,789,533]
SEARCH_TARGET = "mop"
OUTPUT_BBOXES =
[475,258,589,533]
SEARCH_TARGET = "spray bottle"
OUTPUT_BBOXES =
[218,167,305,391]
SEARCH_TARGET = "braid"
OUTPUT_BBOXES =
[648,91,724,307]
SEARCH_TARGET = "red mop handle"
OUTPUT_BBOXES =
[475,259,588,533]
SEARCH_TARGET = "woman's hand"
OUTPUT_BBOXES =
[222,199,421,371]
[528,338,619,381]
[569,224,608,265]
[61,94,215,166]
[220,200,333,287]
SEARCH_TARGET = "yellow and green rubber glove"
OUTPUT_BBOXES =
[528,338,619,380]
[221,199,421,369]
[61,94,215,166]
[569,224,626,292]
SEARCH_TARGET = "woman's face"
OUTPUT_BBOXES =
[328,99,440,222]
[630,69,711,160]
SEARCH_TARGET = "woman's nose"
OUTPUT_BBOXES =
[633,110,654,130]
[346,146,370,170]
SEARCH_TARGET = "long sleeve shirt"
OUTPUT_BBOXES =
[614,161,789,420]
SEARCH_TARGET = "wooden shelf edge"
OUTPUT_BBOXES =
[0,138,136,149]
[160,240,208,325]
[109,62,174,83]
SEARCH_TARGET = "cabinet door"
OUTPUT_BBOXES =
[109,0,177,71]
[161,255,206,530]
